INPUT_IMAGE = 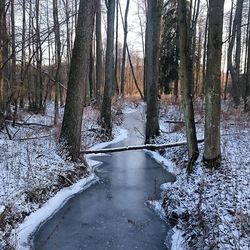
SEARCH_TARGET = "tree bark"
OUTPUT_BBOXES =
[53,0,62,125]
[95,0,103,105]
[245,2,250,111]
[120,0,130,96]
[145,0,162,143]
[177,0,199,169]
[100,0,115,136]
[60,0,97,161]
[20,0,26,108]
[228,0,244,106]
[203,0,225,167]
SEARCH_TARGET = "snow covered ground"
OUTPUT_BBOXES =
[0,99,249,250]
[0,102,126,249]
[152,99,250,250]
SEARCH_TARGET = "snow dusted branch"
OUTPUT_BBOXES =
[81,139,205,154]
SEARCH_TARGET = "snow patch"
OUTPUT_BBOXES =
[89,128,128,150]
[144,150,177,175]
[171,228,185,250]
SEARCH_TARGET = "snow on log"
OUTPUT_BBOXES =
[81,139,205,154]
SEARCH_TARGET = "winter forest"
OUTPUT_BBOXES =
[0,0,249,249]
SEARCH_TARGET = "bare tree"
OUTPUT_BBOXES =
[203,0,225,167]
[120,0,130,96]
[228,0,244,106]
[177,0,199,169]
[145,0,162,143]
[53,0,62,125]
[95,0,103,105]
[100,0,116,136]
[60,0,97,161]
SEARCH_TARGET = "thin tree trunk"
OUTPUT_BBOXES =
[11,0,17,126]
[177,0,199,169]
[244,2,250,111]
[201,13,208,96]
[20,0,26,108]
[228,0,243,106]
[53,0,61,125]
[100,0,115,136]
[120,0,130,96]
[95,0,103,105]
[114,0,119,95]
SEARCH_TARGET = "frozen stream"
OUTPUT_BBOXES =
[33,110,175,249]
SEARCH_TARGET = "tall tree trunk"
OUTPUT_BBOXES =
[60,0,97,161]
[244,2,250,111]
[35,0,43,111]
[228,0,244,106]
[114,0,119,95]
[195,27,202,96]
[201,12,208,96]
[0,0,8,128]
[20,0,26,108]
[53,0,61,125]
[89,42,94,99]
[95,0,103,105]
[203,0,224,167]
[224,0,234,100]
[100,0,115,136]
[177,0,199,169]
[145,0,162,143]
[120,0,130,96]
[11,0,17,125]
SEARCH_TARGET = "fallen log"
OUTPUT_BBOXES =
[5,120,53,128]
[81,139,205,154]
[164,120,201,124]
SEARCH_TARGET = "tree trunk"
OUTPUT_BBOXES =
[11,0,17,126]
[114,0,119,95]
[35,0,43,111]
[95,0,103,105]
[60,0,97,161]
[203,0,224,167]
[201,13,208,96]
[0,0,8,128]
[228,0,244,106]
[177,0,199,169]
[100,0,115,136]
[53,0,62,125]
[20,0,26,108]
[121,0,130,96]
[245,2,250,111]
[145,0,162,143]
[224,0,234,100]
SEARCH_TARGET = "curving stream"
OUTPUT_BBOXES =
[33,109,175,250]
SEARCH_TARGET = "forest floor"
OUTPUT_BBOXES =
[0,98,249,250]
[0,100,125,249]
[150,97,250,250]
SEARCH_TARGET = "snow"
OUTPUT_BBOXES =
[1,99,249,250]
[13,117,128,250]
[152,100,250,250]
[0,102,128,249]
[144,150,177,175]
[170,228,185,250]
[88,128,128,150]
[14,174,98,250]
